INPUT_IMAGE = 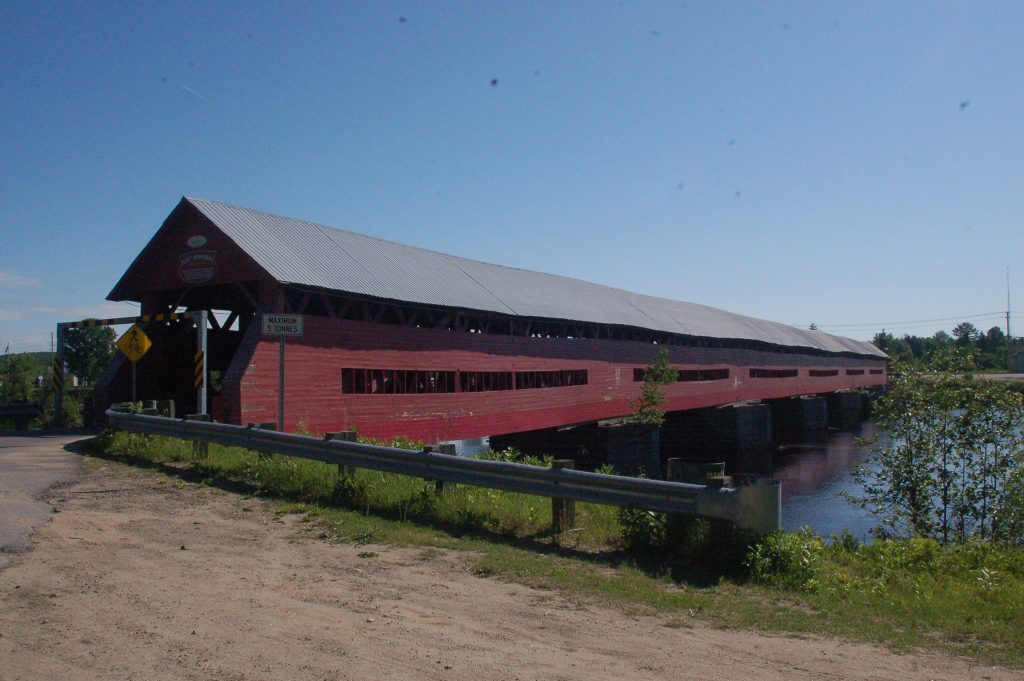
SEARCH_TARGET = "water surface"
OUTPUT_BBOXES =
[773,422,879,542]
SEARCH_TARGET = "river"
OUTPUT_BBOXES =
[773,421,879,542]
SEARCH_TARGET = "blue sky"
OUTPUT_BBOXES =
[2,1,1022,352]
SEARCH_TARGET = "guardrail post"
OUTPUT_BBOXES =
[325,430,358,479]
[428,444,457,495]
[185,413,211,458]
[665,458,691,545]
[551,459,576,536]
[248,422,276,461]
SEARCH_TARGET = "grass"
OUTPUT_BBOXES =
[88,429,1024,668]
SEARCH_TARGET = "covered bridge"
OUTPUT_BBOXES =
[99,197,886,442]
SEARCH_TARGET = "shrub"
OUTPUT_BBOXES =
[617,506,666,550]
[747,527,825,590]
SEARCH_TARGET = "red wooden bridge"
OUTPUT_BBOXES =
[98,197,886,443]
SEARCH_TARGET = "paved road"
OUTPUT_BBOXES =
[975,373,1024,383]
[0,432,90,568]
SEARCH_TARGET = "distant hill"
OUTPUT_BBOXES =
[0,351,56,371]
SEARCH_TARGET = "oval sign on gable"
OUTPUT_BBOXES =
[179,250,218,284]
[186,235,208,248]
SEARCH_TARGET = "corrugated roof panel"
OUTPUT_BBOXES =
[186,197,885,358]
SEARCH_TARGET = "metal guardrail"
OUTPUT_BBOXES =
[105,410,781,533]
[0,401,43,431]
[0,401,42,417]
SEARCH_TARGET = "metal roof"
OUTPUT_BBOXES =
[182,197,885,358]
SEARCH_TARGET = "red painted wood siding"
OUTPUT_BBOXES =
[221,316,886,442]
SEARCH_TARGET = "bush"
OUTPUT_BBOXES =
[747,527,825,590]
[617,506,666,550]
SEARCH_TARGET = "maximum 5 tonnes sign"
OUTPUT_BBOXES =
[263,313,303,432]
[262,314,304,336]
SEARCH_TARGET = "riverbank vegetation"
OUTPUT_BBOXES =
[89,421,1024,667]
[850,352,1024,545]
[873,320,1022,370]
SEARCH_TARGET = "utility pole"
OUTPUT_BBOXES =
[1007,267,1012,371]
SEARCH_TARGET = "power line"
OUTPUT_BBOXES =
[816,311,1006,329]
[813,311,1015,331]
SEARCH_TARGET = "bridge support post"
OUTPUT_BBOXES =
[707,403,772,450]
[768,396,827,441]
[709,403,773,478]
[826,391,864,431]
[551,459,576,536]
[601,422,661,478]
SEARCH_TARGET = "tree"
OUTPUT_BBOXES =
[848,351,1024,544]
[64,324,116,385]
[0,354,42,401]
[951,322,980,347]
[980,326,1006,353]
[871,330,894,352]
[872,330,913,362]
[629,347,678,427]
[902,334,925,359]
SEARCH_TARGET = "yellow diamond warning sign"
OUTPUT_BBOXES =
[117,324,152,363]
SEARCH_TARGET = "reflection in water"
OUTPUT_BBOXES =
[773,422,880,542]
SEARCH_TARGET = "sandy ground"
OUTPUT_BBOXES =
[0,433,85,568]
[0,453,1017,681]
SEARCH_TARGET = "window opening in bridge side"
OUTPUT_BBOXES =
[341,368,456,394]
[809,369,839,377]
[845,369,865,375]
[460,371,513,392]
[514,369,588,390]
[632,368,730,382]
[869,368,884,375]
[749,368,799,378]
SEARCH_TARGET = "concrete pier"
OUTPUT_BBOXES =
[768,396,827,441]
[826,391,864,430]
[601,422,661,478]
[659,403,773,477]
[707,403,772,450]
[662,402,771,453]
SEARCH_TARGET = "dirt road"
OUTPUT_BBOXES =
[0,452,1015,681]
[0,433,85,569]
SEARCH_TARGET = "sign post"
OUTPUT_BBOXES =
[116,324,153,402]
[53,325,65,426]
[195,311,208,415]
[261,313,304,431]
